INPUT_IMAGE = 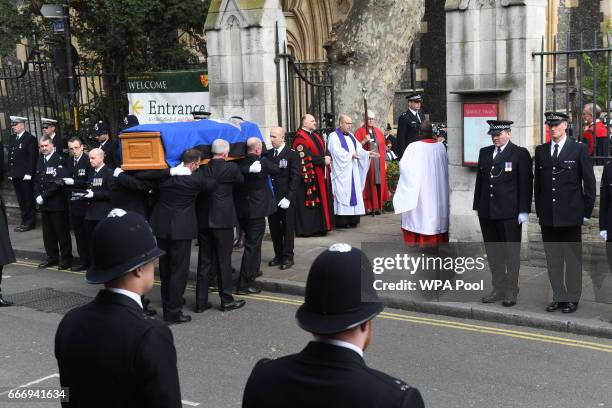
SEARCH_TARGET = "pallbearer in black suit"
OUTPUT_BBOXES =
[534,112,596,314]
[63,138,92,271]
[396,92,425,158]
[7,116,38,231]
[473,120,533,307]
[195,139,246,312]
[83,148,114,258]
[55,210,182,408]
[0,193,16,306]
[236,137,279,294]
[242,244,425,408]
[266,127,300,270]
[93,120,120,170]
[41,117,65,155]
[599,161,612,273]
[34,137,73,270]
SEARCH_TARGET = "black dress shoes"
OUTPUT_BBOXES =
[71,263,89,272]
[268,258,282,267]
[164,312,192,325]
[502,299,517,307]
[481,291,503,303]
[236,286,261,295]
[546,301,565,312]
[0,293,13,307]
[221,299,246,312]
[14,225,25,232]
[38,260,58,269]
[58,263,72,270]
[18,224,35,232]
[194,302,213,313]
[561,302,579,313]
[280,259,294,270]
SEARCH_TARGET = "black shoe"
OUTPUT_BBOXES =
[502,299,517,307]
[164,312,192,324]
[194,302,213,313]
[143,304,157,317]
[268,258,282,267]
[236,286,261,295]
[221,299,246,311]
[38,260,58,269]
[0,293,13,307]
[481,291,503,303]
[208,284,219,292]
[280,259,294,270]
[13,225,25,232]
[546,301,565,312]
[71,263,88,272]
[58,262,72,270]
[19,224,35,232]
[561,302,579,314]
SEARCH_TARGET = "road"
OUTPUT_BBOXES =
[0,260,611,407]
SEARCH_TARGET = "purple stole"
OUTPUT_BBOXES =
[335,128,357,206]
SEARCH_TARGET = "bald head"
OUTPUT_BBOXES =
[247,137,263,156]
[269,127,285,149]
[301,114,316,131]
[89,148,105,169]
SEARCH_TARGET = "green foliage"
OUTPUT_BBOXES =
[0,1,37,57]
[383,160,399,212]
[582,53,610,109]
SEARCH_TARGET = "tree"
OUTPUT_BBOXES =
[325,0,425,124]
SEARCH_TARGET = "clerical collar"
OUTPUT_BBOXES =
[105,288,143,309]
[313,336,364,357]
[301,127,312,134]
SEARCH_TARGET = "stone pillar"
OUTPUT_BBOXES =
[445,0,547,241]
[205,0,287,141]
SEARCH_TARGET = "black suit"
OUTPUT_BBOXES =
[396,110,423,158]
[150,171,216,318]
[84,165,114,259]
[473,141,533,298]
[243,341,424,408]
[8,131,38,227]
[236,154,279,289]
[265,145,300,262]
[34,152,72,265]
[64,154,92,266]
[55,290,182,408]
[534,138,596,303]
[599,163,612,271]
[98,138,120,170]
[196,159,244,306]
[49,133,66,155]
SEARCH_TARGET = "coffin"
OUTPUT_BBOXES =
[120,132,168,171]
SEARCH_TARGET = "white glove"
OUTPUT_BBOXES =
[85,189,94,199]
[583,217,589,225]
[249,161,262,173]
[600,230,608,241]
[36,195,44,205]
[23,174,32,181]
[278,198,290,209]
[113,168,124,177]
[7,177,12,181]
[63,178,74,185]
[517,212,529,224]
[170,163,192,176]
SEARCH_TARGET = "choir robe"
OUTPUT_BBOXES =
[355,126,390,212]
[393,138,449,246]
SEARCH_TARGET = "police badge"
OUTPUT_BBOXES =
[279,159,288,169]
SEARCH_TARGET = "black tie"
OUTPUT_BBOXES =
[552,144,559,162]
[74,158,78,167]
[273,149,278,158]
[496,147,501,157]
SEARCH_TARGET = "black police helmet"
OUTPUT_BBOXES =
[296,244,384,334]
[86,209,165,284]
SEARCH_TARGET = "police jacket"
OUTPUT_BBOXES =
[7,131,38,179]
[235,154,279,219]
[599,161,612,233]
[150,171,217,240]
[196,158,243,230]
[473,141,533,220]
[55,290,182,408]
[242,341,425,408]
[34,152,68,212]
[110,170,170,218]
[98,138,120,170]
[396,110,423,158]
[64,154,92,217]
[534,139,596,227]
[84,165,114,221]
[264,145,300,205]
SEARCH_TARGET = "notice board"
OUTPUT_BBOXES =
[463,103,498,166]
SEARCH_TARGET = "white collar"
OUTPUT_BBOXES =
[313,336,364,357]
[16,131,25,138]
[105,288,143,309]
[95,163,105,172]
[493,142,509,155]
[49,133,56,139]
[44,151,54,161]
[274,144,286,153]
[74,154,83,162]
[551,135,567,155]
[301,127,313,133]
[409,108,419,117]
[100,140,107,147]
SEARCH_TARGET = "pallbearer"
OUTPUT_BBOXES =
[473,120,533,307]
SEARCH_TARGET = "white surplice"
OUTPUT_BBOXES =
[393,140,449,234]
[329,131,370,215]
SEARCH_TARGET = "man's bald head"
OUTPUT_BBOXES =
[89,148,105,160]
[269,127,285,149]
[247,137,263,155]
[89,148,105,169]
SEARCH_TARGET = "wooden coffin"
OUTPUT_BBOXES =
[119,132,168,171]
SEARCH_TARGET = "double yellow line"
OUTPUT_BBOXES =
[14,260,612,353]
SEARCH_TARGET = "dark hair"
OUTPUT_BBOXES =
[181,148,201,164]
[418,120,434,140]
[68,137,83,145]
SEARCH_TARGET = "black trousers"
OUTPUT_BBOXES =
[540,225,582,302]
[268,206,295,261]
[238,217,266,289]
[0,264,3,287]
[41,210,73,264]
[71,214,90,266]
[12,179,35,226]
[196,228,235,306]
[157,238,192,316]
[84,220,101,260]
[479,217,522,297]
[335,214,360,227]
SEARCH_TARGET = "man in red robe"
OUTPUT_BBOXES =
[355,111,389,214]
[292,114,333,236]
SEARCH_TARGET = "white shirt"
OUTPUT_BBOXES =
[94,163,105,173]
[106,288,143,309]
[74,154,83,164]
[274,143,286,157]
[44,151,54,162]
[409,109,421,122]
[313,336,364,357]
[550,135,567,157]
[16,131,25,139]
[492,142,509,159]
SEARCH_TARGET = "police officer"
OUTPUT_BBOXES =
[599,160,612,273]
[396,93,424,158]
[534,111,596,314]
[242,243,425,408]
[7,116,38,231]
[0,193,16,307]
[41,117,65,154]
[266,127,299,270]
[473,120,533,307]
[34,136,73,270]
[55,209,182,408]
[83,148,114,257]
[93,120,119,169]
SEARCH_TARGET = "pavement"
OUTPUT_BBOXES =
[5,212,612,338]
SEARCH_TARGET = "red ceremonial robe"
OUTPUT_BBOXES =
[354,126,389,212]
[292,129,333,236]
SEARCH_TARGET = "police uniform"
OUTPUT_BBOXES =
[534,112,596,313]
[7,116,38,231]
[94,121,120,170]
[473,121,533,306]
[34,151,73,269]
[64,152,92,270]
[396,93,424,159]
[0,193,16,306]
[84,164,114,257]
[242,244,424,408]
[41,118,65,154]
[55,210,182,408]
